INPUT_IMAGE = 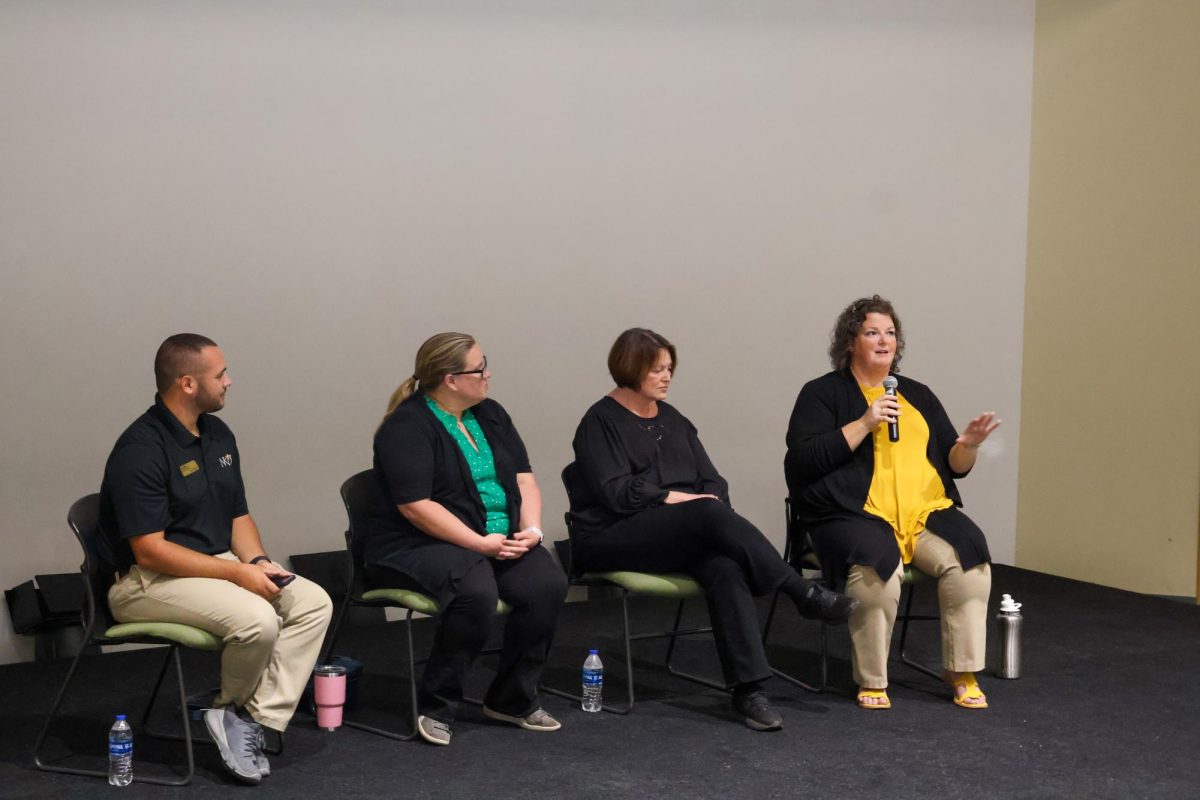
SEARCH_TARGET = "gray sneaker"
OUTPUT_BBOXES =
[416,715,452,746]
[482,706,562,732]
[253,727,270,778]
[203,706,264,784]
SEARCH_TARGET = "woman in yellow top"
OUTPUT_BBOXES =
[785,296,1000,709]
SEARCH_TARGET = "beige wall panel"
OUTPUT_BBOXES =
[1018,0,1200,594]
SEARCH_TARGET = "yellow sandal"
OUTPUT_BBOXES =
[946,672,988,709]
[856,688,891,710]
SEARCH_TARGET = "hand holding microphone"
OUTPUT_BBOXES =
[862,383,901,440]
[882,375,900,442]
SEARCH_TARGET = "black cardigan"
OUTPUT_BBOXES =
[784,370,989,582]
[569,396,729,535]
[363,392,530,585]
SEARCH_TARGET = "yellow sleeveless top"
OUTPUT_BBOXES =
[860,384,953,564]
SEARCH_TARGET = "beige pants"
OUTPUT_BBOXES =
[108,553,333,732]
[845,531,990,689]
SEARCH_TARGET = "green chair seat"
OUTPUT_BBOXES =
[583,571,703,598]
[103,622,223,652]
[360,588,509,615]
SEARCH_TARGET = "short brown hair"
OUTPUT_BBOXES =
[828,295,904,373]
[607,328,676,390]
[154,333,218,393]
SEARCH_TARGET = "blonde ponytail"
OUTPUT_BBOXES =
[380,332,476,426]
[385,376,420,416]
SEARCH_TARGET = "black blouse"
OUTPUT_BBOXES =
[363,391,531,575]
[569,396,728,534]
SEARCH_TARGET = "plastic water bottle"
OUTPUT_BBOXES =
[581,649,603,712]
[108,714,133,786]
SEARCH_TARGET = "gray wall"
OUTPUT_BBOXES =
[0,1,1034,664]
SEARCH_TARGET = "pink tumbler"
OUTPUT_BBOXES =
[313,664,347,731]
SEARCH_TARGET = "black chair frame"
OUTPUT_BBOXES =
[35,495,207,786]
[540,557,726,715]
[324,469,505,741]
[761,498,940,694]
[540,464,725,714]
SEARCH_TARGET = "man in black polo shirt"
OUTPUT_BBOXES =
[101,333,332,785]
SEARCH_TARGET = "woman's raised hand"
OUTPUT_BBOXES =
[956,412,1001,449]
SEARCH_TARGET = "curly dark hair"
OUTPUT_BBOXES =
[828,295,904,373]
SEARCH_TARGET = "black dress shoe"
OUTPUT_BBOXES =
[731,690,783,731]
[798,583,859,624]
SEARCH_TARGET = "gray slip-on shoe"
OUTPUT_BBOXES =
[482,706,562,732]
[417,715,452,746]
[204,706,264,784]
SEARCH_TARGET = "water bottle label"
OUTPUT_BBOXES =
[109,740,132,757]
[583,669,603,687]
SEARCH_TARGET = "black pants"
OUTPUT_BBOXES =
[368,546,567,723]
[573,499,791,687]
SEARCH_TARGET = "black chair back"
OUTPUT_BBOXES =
[782,496,801,565]
[557,464,583,576]
[66,493,115,635]
[560,463,579,506]
[339,469,382,595]
[784,497,826,581]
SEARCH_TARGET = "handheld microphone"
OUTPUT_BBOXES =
[881,375,899,442]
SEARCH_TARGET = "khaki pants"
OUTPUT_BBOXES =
[108,553,333,732]
[845,531,990,689]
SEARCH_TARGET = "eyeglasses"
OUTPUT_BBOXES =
[451,355,488,377]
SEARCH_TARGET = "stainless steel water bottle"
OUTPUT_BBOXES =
[995,594,1022,679]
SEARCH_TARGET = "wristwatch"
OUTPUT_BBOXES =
[526,527,545,545]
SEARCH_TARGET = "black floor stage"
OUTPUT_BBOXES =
[5,564,1198,799]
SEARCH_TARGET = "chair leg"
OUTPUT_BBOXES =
[141,646,191,741]
[542,589,639,714]
[143,649,283,757]
[341,610,419,741]
[320,592,353,665]
[897,582,942,681]
[34,635,95,777]
[541,590,723,714]
[762,589,827,693]
[140,646,169,728]
[662,599,727,692]
[123,646,199,785]
[35,643,196,786]
[609,589,638,714]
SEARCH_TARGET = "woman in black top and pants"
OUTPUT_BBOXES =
[365,332,567,745]
[568,328,857,731]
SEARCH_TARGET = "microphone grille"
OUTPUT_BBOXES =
[881,375,899,390]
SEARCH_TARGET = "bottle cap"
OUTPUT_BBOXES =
[588,648,598,654]
[116,714,126,721]
[999,594,1022,613]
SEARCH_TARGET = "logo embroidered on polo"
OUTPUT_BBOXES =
[179,460,200,477]
[218,453,233,468]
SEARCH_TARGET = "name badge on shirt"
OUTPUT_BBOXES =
[179,460,200,477]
